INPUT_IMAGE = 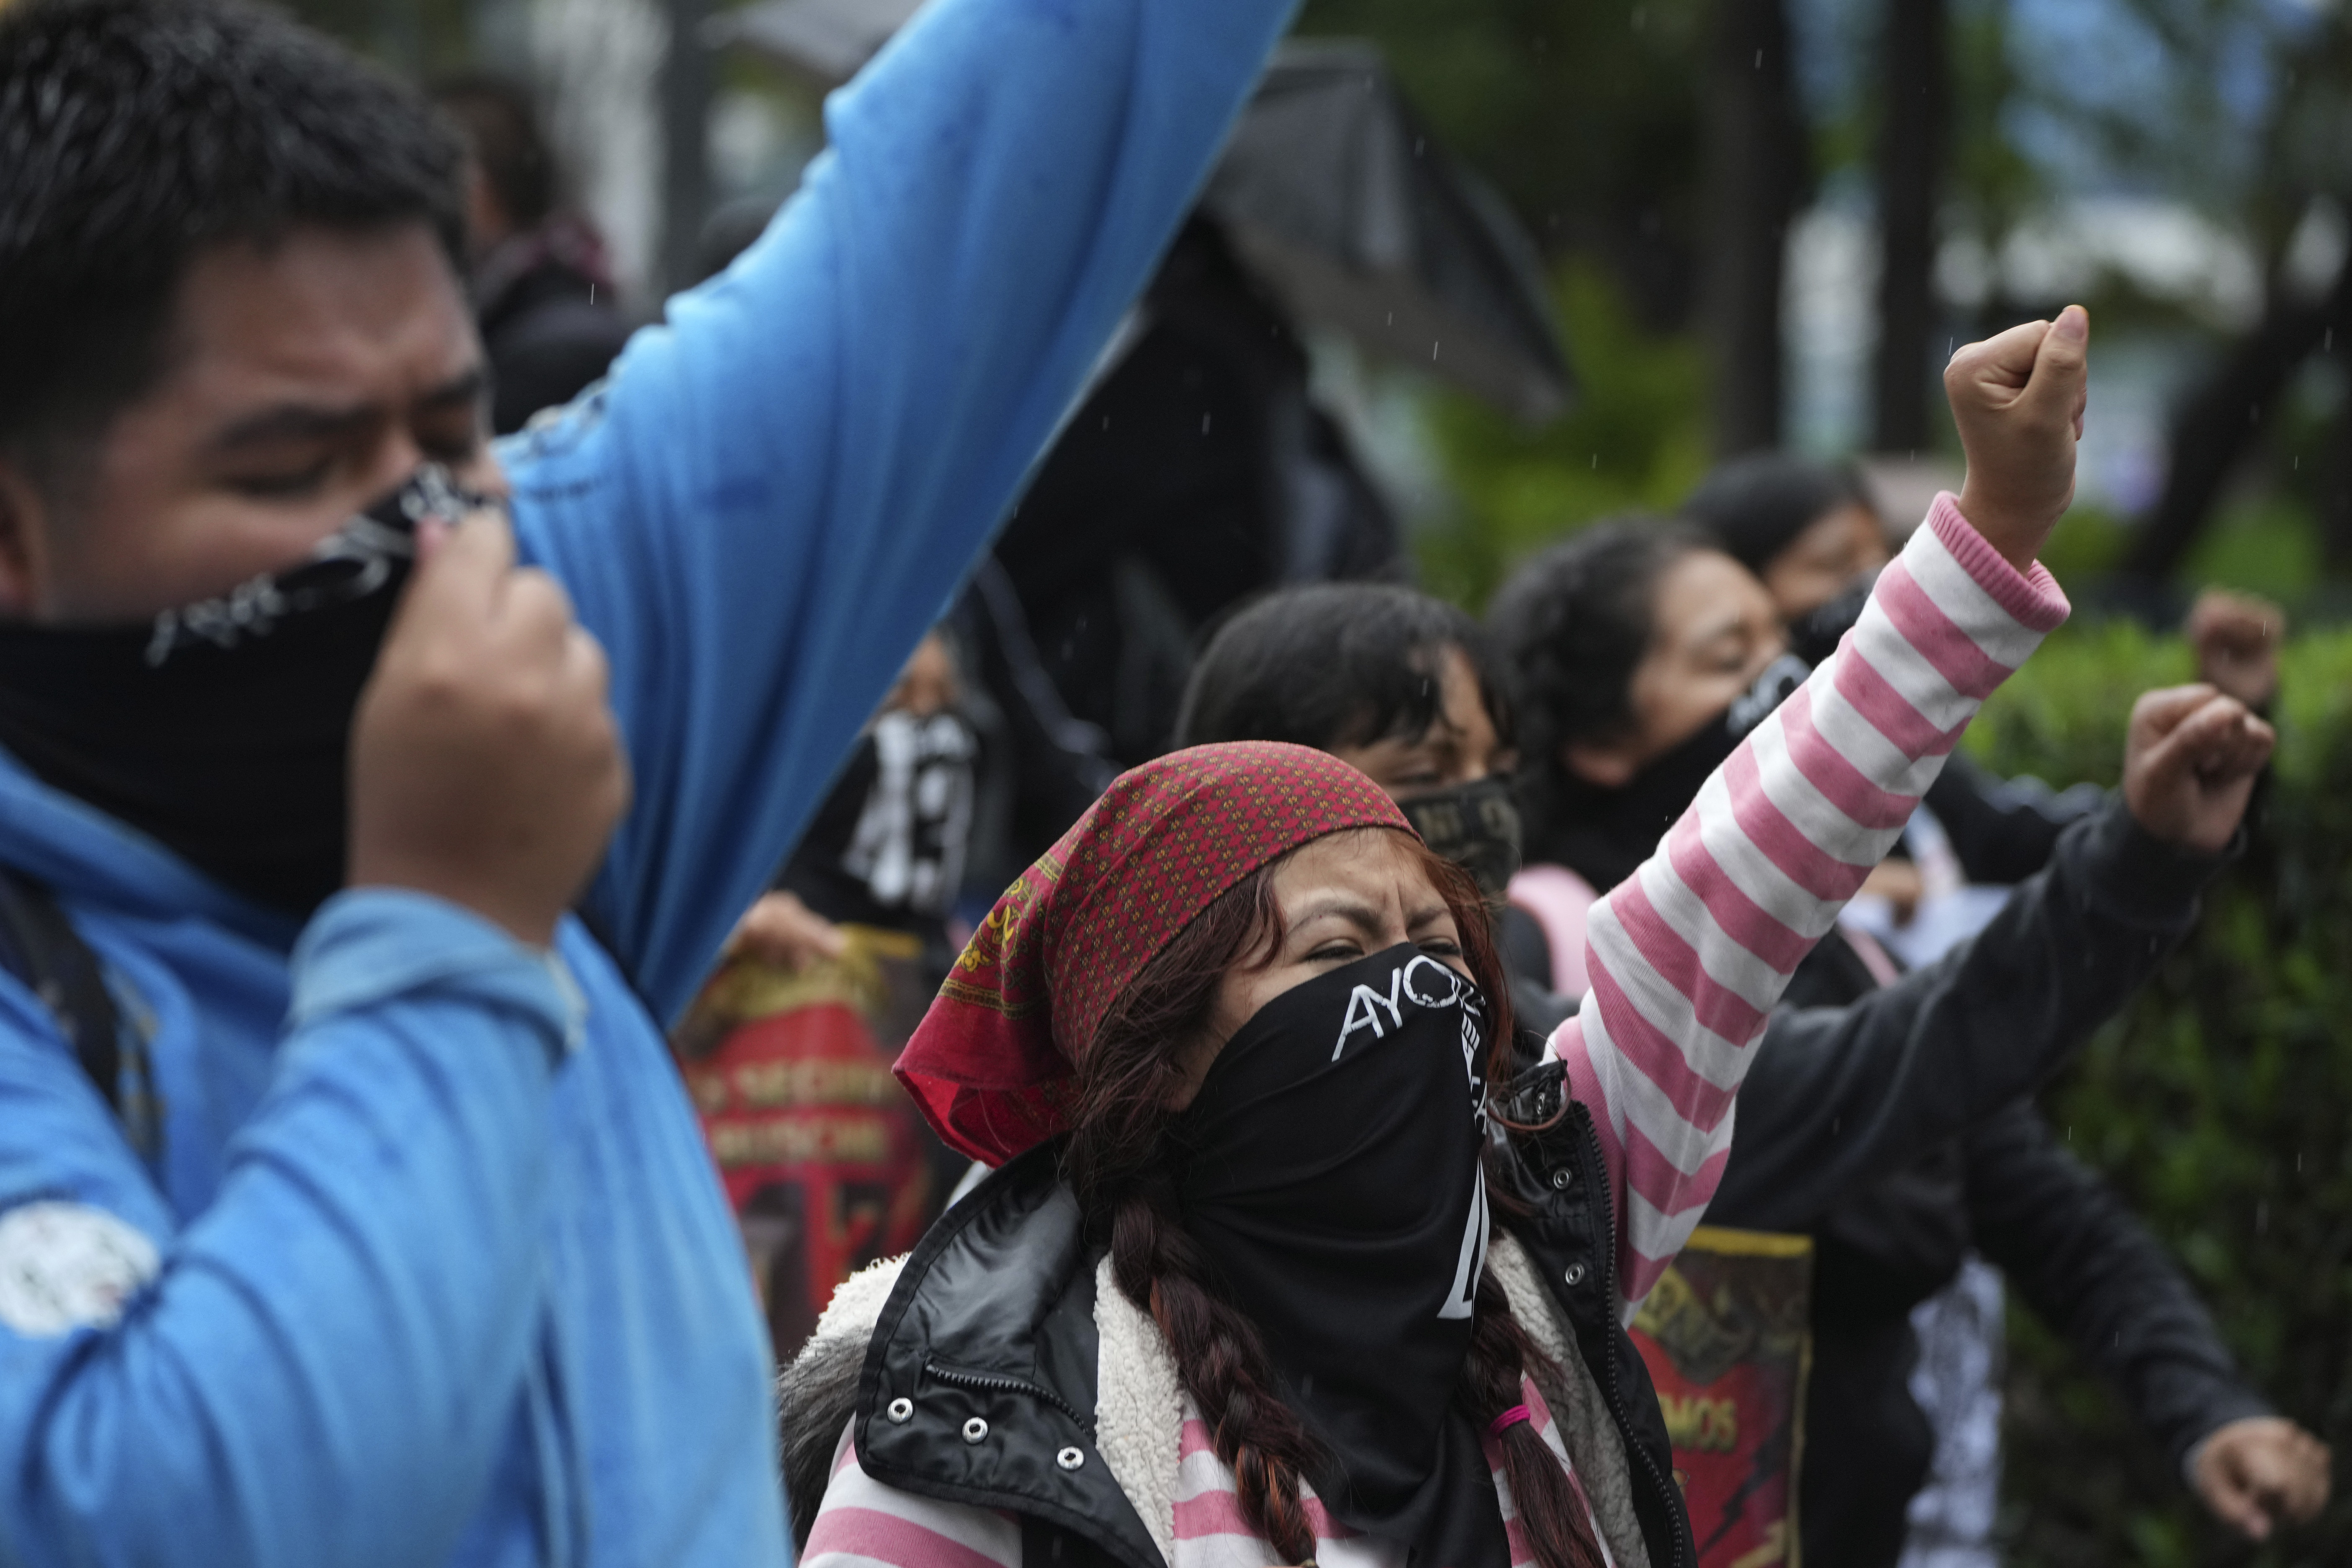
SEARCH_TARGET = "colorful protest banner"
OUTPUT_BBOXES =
[1630,1227,1815,1568]
[676,926,942,1358]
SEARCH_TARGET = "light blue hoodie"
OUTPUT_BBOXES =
[0,1,1295,1562]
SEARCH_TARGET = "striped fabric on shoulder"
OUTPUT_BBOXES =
[801,1377,1621,1568]
[1172,1380,1604,1568]
[804,1422,1024,1568]
[1173,1409,1400,1568]
[1549,493,2069,1316]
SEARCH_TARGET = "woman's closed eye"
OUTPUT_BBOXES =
[1705,636,1754,674]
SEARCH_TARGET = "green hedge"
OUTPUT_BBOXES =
[1963,624,2352,1567]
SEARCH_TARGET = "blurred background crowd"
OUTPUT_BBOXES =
[96,0,2352,1562]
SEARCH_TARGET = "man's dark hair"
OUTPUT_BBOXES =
[1485,518,1710,767]
[1176,582,1515,756]
[0,0,465,475]
[434,73,557,234]
[1680,452,1873,577]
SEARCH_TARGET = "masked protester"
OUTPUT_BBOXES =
[0,0,1326,1560]
[1176,587,1519,893]
[0,467,473,915]
[1684,453,2102,894]
[685,631,982,1355]
[1681,452,1888,637]
[1491,521,2326,1568]
[1684,459,2306,1565]
[771,631,980,964]
[776,423,2086,1566]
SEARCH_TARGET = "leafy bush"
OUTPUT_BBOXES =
[1965,624,2352,1568]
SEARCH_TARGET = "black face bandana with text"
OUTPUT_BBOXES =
[1174,943,1509,1568]
[1788,571,1877,669]
[0,467,490,916]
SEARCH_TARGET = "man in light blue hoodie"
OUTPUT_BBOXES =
[0,0,1300,1561]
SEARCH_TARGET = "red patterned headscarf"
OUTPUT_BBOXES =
[895,742,1412,1165]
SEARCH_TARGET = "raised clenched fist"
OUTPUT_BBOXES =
[1946,304,2090,573]
[2192,1416,2331,1542]
[348,508,630,945]
[2187,588,2285,710]
[2120,683,2275,856]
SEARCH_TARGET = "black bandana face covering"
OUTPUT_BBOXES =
[1788,570,1877,669]
[1398,776,1523,900]
[1175,943,1509,1568]
[0,467,490,916]
[1547,651,1810,894]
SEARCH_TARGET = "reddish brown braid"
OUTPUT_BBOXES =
[1065,852,1321,1560]
[1064,828,1567,1564]
[1460,1270,1611,1568]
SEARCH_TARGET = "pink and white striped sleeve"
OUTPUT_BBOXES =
[804,1422,1025,1568]
[1546,495,2070,1319]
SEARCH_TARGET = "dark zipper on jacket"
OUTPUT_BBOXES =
[1576,1106,1694,1568]
[924,1360,1097,1439]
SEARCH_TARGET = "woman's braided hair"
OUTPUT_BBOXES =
[1062,827,1607,1568]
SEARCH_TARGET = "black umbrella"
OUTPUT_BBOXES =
[1201,40,1570,423]
[716,13,1573,421]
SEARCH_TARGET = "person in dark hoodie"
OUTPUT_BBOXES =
[1488,518,2329,1567]
[433,74,633,434]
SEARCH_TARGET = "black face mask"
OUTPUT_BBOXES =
[1398,775,1523,900]
[1788,570,1877,668]
[0,467,490,916]
[1175,943,1507,1568]
[1545,652,1810,894]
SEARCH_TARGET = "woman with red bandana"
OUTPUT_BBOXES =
[776,315,2089,1568]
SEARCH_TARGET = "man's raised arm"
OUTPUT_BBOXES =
[508,0,1297,1020]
